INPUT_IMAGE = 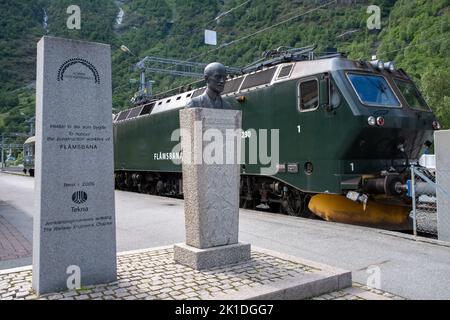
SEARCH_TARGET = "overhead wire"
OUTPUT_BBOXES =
[156,0,338,94]
[157,0,253,42]
[119,0,255,96]
[375,34,450,58]
[169,0,338,66]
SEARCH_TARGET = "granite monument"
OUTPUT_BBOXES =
[33,36,117,294]
[174,62,250,270]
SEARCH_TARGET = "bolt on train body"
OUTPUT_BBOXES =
[110,48,439,230]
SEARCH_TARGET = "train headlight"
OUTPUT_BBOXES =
[384,61,395,72]
[433,121,441,130]
[368,116,376,126]
[377,116,385,126]
[370,60,385,71]
[236,96,246,103]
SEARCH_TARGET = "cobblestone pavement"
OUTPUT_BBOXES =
[1,247,317,300]
[0,247,404,300]
[0,215,32,261]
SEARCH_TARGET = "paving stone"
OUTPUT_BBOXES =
[115,292,131,298]
[0,247,401,301]
[157,293,169,299]
[89,292,103,299]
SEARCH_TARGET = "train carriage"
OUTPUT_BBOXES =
[23,136,35,176]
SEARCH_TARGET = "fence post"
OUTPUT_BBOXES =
[1,133,4,171]
[411,164,417,237]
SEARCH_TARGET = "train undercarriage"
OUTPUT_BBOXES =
[114,170,413,230]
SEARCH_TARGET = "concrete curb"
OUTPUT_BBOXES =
[209,246,352,300]
[211,273,346,300]
[0,265,32,276]
[117,245,174,256]
[242,209,450,248]
[0,171,29,177]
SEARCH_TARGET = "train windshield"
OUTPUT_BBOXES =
[394,79,431,112]
[347,73,400,107]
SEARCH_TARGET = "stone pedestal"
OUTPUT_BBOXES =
[174,108,250,269]
[33,36,116,294]
[435,130,450,242]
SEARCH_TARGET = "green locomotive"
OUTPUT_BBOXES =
[113,49,439,229]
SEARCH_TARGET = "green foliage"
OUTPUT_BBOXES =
[422,67,450,128]
[45,0,118,43]
[12,152,24,167]
[0,91,19,111]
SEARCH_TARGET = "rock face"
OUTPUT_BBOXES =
[33,36,116,295]
[174,107,250,270]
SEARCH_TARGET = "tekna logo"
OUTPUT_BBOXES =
[57,58,100,84]
[72,190,88,204]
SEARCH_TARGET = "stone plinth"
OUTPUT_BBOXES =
[174,242,251,270]
[435,130,450,242]
[33,36,116,295]
[174,107,250,269]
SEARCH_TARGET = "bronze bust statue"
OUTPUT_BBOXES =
[187,62,231,109]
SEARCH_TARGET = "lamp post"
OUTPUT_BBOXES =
[120,44,154,105]
[20,112,35,136]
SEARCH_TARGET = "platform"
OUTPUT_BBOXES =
[1,172,450,299]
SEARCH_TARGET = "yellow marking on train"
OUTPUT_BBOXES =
[308,194,411,230]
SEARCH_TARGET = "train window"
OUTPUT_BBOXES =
[116,110,130,121]
[241,67,277,90]
[277,64,294,79]
[127,106,143,119]
[222,77,244,95]
[298,79,319,111]
[394,79,431,112]
[347,73,400,107]
[139,103,155,116]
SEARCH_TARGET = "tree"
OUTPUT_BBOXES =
[0,91,19,111]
